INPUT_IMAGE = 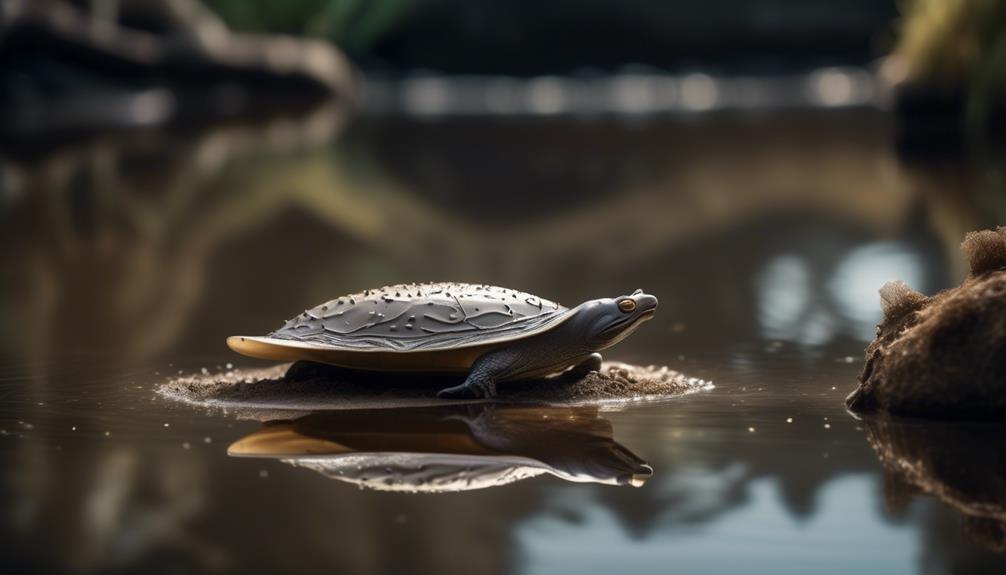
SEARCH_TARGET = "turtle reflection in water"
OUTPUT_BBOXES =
[227,405,653,492]
[228,283,658,399]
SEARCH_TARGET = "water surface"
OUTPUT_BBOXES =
[2,106,1005,573]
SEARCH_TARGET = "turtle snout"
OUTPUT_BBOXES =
[636,293,658,312]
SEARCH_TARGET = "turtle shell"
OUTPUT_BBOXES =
[228,283,571,372]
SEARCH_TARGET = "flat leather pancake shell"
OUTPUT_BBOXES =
[238,283,571,360]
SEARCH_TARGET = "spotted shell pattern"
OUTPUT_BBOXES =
[270,283,569,352]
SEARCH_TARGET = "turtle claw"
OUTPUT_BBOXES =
[436,385,477,399]
[437,379,496,400]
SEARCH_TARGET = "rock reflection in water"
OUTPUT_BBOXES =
[228,404,652,492]
[863,415,1006,551]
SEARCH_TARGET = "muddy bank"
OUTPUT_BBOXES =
[157,360,712,411]
[847,227,1006,419]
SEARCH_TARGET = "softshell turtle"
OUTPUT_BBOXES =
[227,282,658,399]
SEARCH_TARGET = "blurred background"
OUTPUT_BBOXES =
[2,1,1006,574]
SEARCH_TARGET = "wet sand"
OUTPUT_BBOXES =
[157,361,713,411]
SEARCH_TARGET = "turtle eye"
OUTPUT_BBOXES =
[618,299,636,313]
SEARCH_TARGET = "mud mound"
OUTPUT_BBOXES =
[157,360,712,411]
[847,227,1006,419]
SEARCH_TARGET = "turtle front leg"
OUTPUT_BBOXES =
[567,353,603,379]
[437,351,509,399]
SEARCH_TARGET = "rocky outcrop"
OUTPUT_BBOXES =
[847,228,1006,418]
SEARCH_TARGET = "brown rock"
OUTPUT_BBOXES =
[847,227,1006,419]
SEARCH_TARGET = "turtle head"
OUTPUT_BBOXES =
[576,289,658,349]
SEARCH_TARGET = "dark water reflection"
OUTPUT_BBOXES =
[228,405,652,491]
[2,102,1006,573]
[864,416,1006,552]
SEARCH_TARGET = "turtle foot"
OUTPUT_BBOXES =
[568,353,603,379]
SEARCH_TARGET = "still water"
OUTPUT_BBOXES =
[1,104,1005,573]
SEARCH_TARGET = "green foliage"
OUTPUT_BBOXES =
[967,4,1006,134]
[895,0,994,84]
[895,0,1006,139]
[202,0,416,52]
